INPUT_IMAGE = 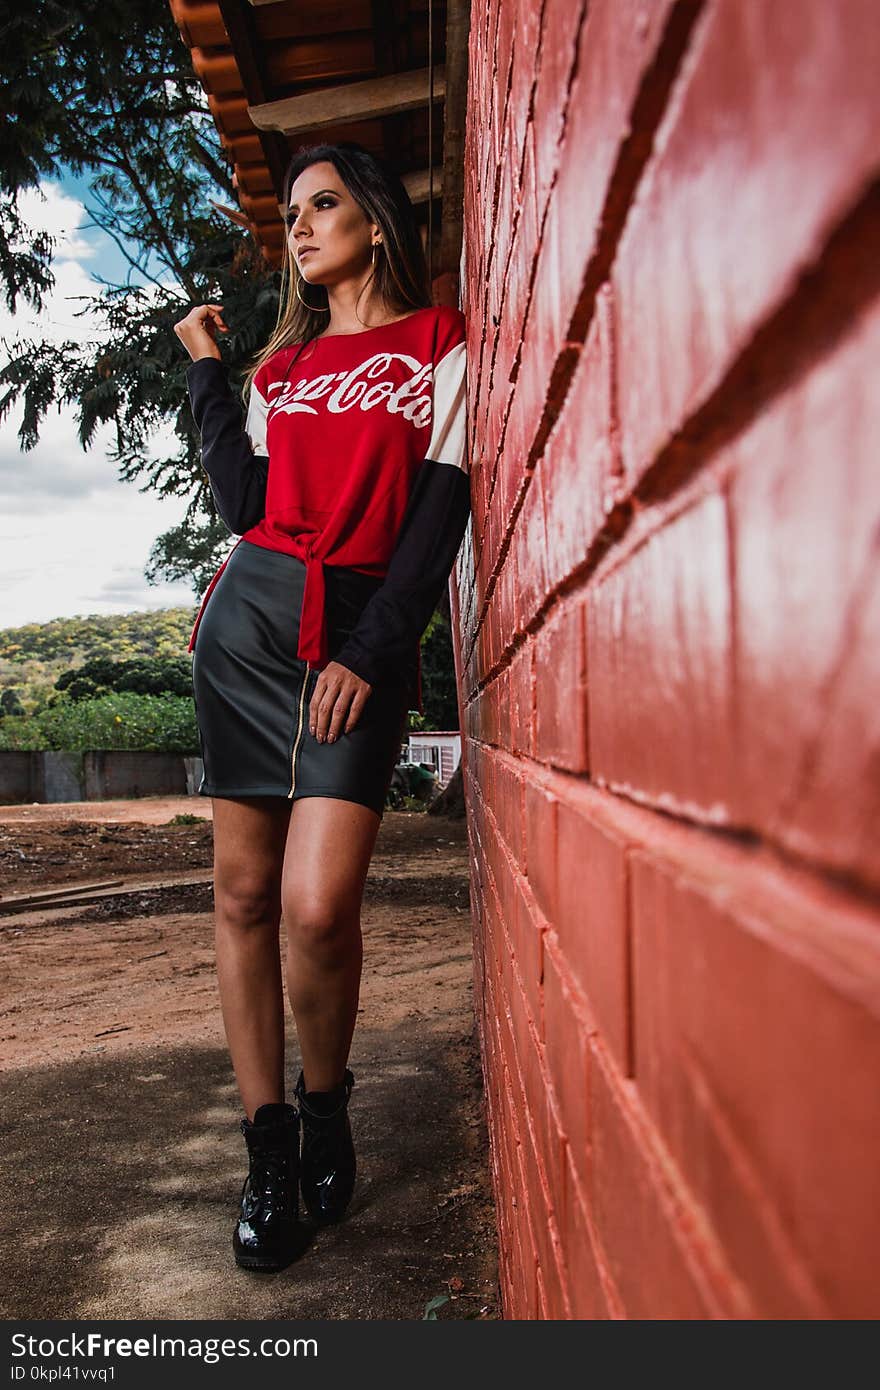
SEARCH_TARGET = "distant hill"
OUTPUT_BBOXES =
[0,606,199,715]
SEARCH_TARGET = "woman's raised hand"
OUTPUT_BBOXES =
[173,303,230,363]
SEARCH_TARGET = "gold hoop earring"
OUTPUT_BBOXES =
[294,260,329,312]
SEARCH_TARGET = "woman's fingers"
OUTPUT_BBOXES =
[205,305,229,332]
[310,685,349,743]
[173,303,229,358]
[309,664,367,742]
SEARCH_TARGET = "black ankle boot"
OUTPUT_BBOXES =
[233,1101,308,1271]
[293,1068,356,1225]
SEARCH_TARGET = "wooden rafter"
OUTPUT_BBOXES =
[248,66,446,136]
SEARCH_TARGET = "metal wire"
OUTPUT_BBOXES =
[428,0,433,293]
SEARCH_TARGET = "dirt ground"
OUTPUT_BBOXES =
[0,795,500,1321]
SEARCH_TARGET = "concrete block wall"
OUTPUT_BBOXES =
[0,751,198,804]
[453,0,880,1318]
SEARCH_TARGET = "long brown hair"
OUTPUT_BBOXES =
[239,141,431,403]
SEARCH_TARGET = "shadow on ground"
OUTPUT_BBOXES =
[1,1024,498,1319]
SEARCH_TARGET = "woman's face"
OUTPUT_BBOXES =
[286,161,378,285]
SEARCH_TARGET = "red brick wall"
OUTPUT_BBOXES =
[452,0,880,1319]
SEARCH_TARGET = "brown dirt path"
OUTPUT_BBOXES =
[0,796,499,1320]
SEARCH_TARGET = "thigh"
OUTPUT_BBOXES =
[211,796,292,916]
[281,796,382,927]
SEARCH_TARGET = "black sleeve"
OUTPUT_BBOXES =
[185,356,269,535]
[333,458,472,689]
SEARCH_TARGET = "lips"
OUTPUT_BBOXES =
[298,247,318,259]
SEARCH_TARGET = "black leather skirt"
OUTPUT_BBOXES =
[191,539,411,817]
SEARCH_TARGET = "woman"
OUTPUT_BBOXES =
[174,141,470,1273]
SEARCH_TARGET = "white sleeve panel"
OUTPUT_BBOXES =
[425,341,467,472]
[245,380,270,455]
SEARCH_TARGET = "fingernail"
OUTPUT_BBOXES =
[328,734,336,743]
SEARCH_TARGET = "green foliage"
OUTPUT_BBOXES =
[54,653,195,701]
[0,690,198,753]
[0,605,198,666]
[419,609,462,731]
[0,607,198,715]
[0,688,25,716]
[0,0,282,588]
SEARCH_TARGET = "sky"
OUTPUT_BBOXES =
[0,168,199,629]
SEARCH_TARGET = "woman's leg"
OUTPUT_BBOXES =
[281,797,382,1092]
[211,795,292,1121]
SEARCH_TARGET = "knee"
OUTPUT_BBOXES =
[283,895,356,957]
[215,872,280,932]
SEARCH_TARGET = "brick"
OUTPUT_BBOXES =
[506,946,543,1123]
[540,285,616,592]
[559,1148,616,1319]
[523,777,558,923]
[728,300,880,891]
[535,1263,548,1320]
[483,865,506,985]
[556,792,631,1073]
[544,940,590,1195]
[589,1043,722,1318]
[510,871,544,1035]
[631,846,880,1318]
[506,116,539,328]
[530,0,588,223]
[499,930,536,1115]
[495,537,521,659]
[531,0,679,353]
[514,1129,546,1321]
[542,1070,568,1234]
[483,820,507,936]
[493,757,525,870]
[508,640,533,759]
[532,1199,573,1318]
[613,0,880,484]
[514,471,549,636]
[534,598,588,772]
[586,489,735,817]
[493,115,517,292]
[510,2,542,186]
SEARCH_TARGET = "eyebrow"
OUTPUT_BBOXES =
[288,188,339,212]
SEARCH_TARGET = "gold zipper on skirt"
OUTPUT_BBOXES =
[288,667,309,799]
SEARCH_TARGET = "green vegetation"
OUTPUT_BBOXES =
[0,606,199,752]
[0,602,458,754]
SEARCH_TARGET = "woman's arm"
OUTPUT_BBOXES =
[186,357,270,535]
[333,336,470,689]
[332,457,472,689]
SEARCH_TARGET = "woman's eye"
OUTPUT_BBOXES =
[285,198,334,228]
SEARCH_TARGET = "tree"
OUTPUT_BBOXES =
[0,1,280,589]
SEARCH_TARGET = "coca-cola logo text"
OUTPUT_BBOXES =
[267,351,433,428]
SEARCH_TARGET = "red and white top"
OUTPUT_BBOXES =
[185,304,470,715]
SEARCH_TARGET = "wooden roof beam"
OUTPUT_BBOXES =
[248,66,446,137]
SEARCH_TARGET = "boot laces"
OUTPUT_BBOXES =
[300,1114,345,1168]
[246,1148,294,1210]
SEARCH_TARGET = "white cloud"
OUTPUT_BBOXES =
[0,180,196,628]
